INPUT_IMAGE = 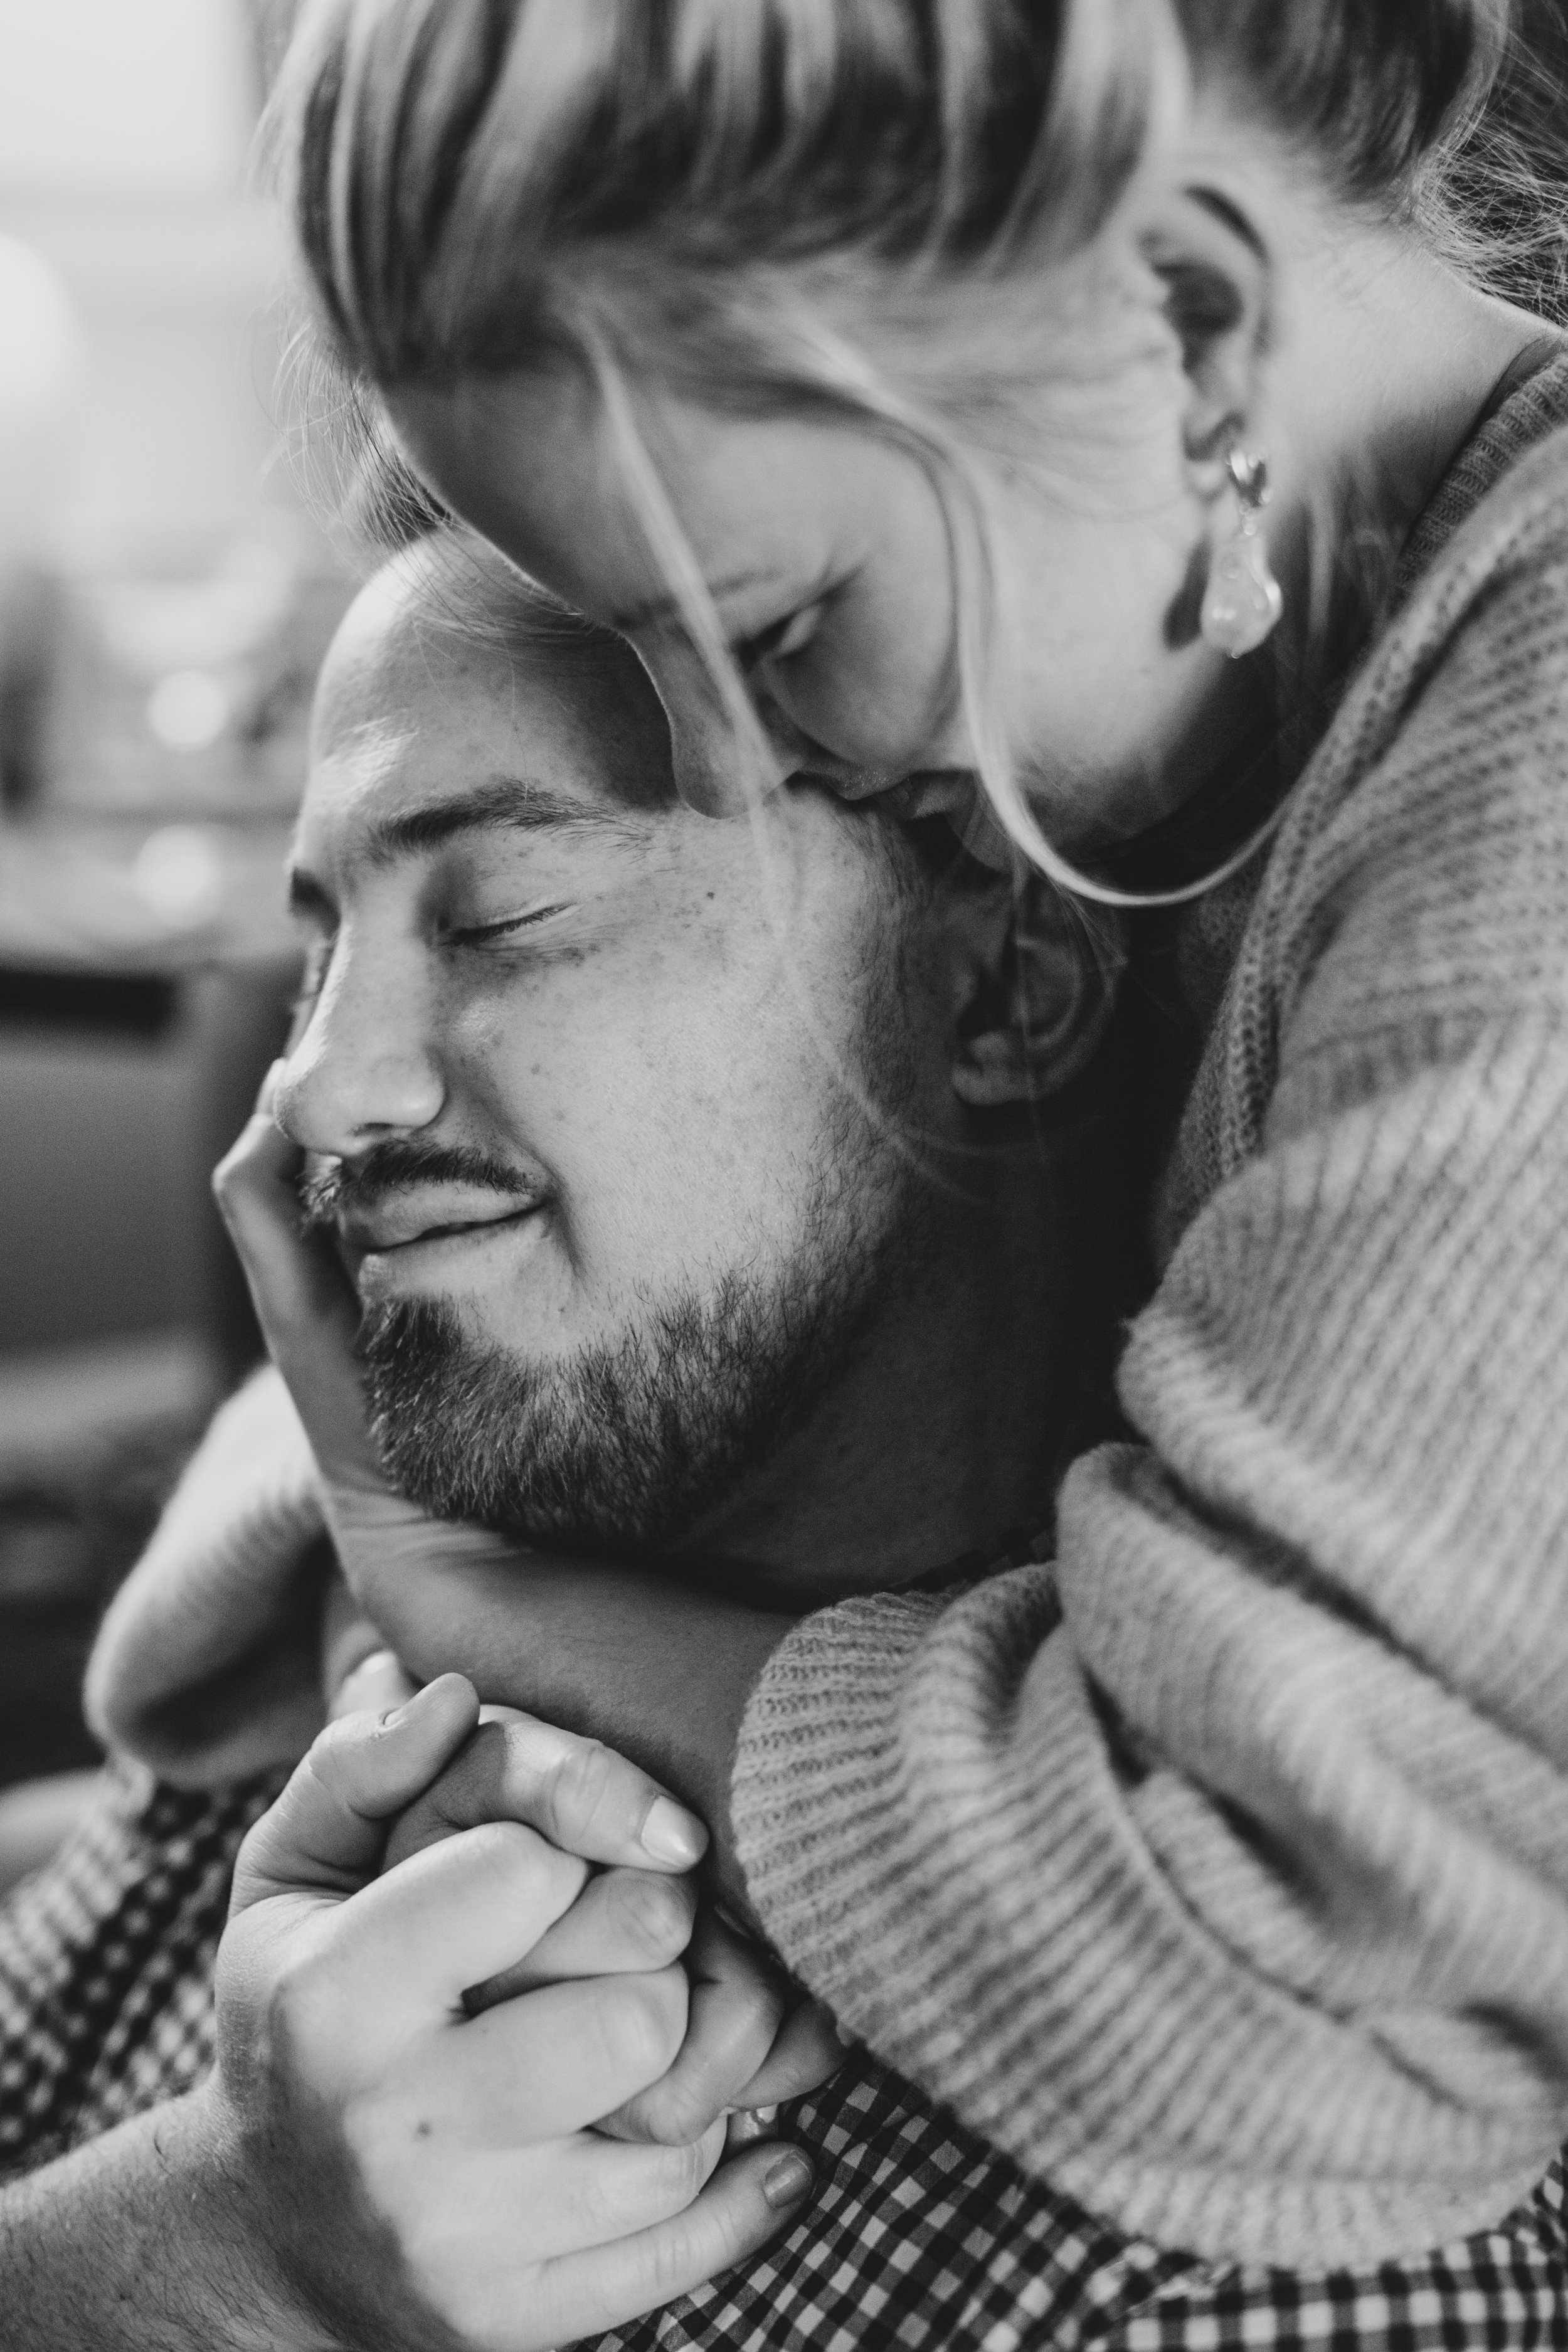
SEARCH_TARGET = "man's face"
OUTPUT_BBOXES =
[278,548,958,1552]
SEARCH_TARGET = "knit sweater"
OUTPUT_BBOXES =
[731,353,1568,2271]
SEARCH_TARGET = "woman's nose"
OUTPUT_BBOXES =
[650,643,866,816]
[637,638,777,816]
[274,931,445,1156]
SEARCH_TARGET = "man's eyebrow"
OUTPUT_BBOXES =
[285,776,642,912]
[364,775,642,866]
[604,568,780,636]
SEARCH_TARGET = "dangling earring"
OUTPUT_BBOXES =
[1200,439,1284,659]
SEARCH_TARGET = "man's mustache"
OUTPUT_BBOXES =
[297,1138,541,1234]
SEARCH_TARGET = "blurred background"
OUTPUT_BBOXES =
[0,0,349,1797]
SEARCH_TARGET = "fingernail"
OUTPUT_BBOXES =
[381,1683,428,1728]
[641,1796,706,1867]
[762,2151,813,2210]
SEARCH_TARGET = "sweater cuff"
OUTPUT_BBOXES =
[731,1579,1029,2016]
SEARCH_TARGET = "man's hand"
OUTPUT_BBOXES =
[211,1674,817,2351]
[0,1682,815,2352]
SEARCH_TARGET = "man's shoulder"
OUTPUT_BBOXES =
[0,1760,278,2178]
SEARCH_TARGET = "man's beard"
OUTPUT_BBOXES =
[357,1156,921,1555]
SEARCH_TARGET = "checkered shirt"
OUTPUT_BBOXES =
[3,1762,1565,2350]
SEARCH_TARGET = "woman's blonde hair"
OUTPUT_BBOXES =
[267,0,1555,904]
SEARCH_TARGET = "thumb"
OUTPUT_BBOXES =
[230,1672,480,1915]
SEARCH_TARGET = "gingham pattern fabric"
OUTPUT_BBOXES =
[3,1768,1565,2349]
[0,1759,282,2174]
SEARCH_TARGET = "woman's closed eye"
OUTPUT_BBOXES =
[731,598,827,675]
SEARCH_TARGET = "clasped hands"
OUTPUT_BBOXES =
[193,1078,840,2350]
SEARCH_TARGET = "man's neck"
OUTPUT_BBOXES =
[664,1108,1122,1601]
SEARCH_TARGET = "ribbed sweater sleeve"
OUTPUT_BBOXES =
[732,427,1568,2268]
[84,1367,327,1786]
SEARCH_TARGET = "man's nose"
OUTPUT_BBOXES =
[274,929,444,1155]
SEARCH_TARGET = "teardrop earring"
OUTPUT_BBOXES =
[1200,440,1284,659]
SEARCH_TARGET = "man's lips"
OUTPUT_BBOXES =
[337,1183,546,1254]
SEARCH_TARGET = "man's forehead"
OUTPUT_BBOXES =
[295,696,655,882]
[300,573,674,865]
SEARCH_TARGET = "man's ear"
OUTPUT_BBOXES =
[949,872,1124,1110]
[1142,184,1271,491]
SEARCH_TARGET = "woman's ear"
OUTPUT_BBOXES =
[949,874,1124,1110]
[1142,185,1272,487]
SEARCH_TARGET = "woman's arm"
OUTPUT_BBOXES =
[727,529,1568,2269]
[344,1545,792,1920]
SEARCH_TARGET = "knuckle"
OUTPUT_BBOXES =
[639,2077,716,2148]
[463,1816,551,1889]
[654,2136,711,2204]
[263,1950,335,2067]
[544,1735,618,1840]
[599,1970,686,2084]
[581,2137,703,2249]
[643,2218,698,2299]
[616,1870,695,1966]
[643,2190,743,2299]
[209,1145,257,1231]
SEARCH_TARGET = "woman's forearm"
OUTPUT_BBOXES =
[354,1542,793,1910]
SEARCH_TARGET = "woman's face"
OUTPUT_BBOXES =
[386,348,1256,849]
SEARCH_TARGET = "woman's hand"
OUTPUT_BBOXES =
[213,1071,797,1909]
[211,1067,508,1590]
[381,1706,847,2148]
[208,1675,817,2352]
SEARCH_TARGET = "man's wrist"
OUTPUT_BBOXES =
[1,2089,335,2352]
